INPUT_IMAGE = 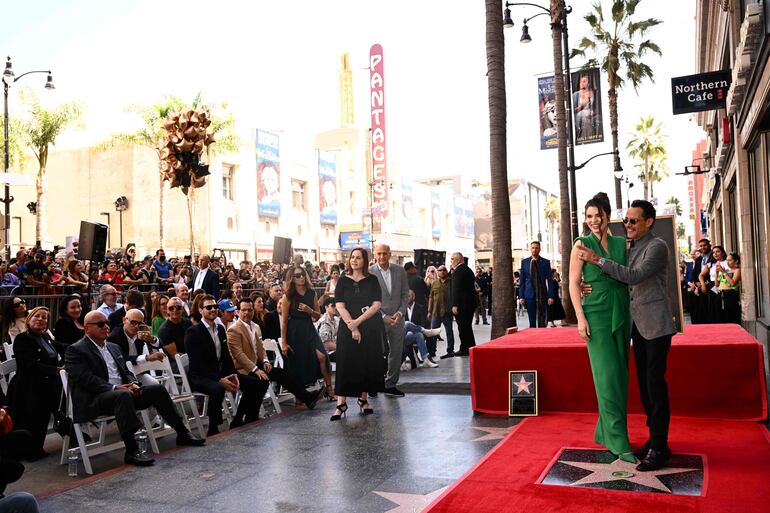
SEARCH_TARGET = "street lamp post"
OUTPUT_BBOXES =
[100,212,111,249]
[114,196,128,249]
[2,56,55,259]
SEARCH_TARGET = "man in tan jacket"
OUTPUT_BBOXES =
[227,297,322,414]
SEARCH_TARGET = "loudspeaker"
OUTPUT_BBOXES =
[272,236,293,264]
[414,249,446,276]
[78,221,109,262]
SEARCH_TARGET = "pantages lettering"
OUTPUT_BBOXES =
[370,44,388,217]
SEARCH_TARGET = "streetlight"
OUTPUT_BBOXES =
[100,212,111,249]
[503,3,578,241]
[114,196,128,248]
[2,56,54,259]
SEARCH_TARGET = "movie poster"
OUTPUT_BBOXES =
[431,190,441,238]
[318,150,337,225]
[454,195,474,239]
[256,129,280,218]
[538,76,558,150]
[571,67,604,145]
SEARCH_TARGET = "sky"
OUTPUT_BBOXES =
[2,0,704,233]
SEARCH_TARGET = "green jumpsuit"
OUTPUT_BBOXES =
[578,233,633,461]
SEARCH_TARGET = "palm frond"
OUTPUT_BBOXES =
[638,40,663,57]
[611,0,625,23]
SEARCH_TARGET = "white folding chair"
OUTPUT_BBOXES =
[59,369,158,475]
[2,342,14,361]
[262,338,295,404]
[175,353,242,428]
[128,357,206,439]
[0,358,16,395]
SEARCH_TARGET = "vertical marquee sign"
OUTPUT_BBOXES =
[370,43,389,218]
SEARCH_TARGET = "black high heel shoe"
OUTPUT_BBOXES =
[357,398,374,415]
[330,403,348,421]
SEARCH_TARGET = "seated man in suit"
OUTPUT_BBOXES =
[185,295,265,434]
[402,290,440,369]
[64,311,204,467]
[227,298,321,422]
[107,308,164,386]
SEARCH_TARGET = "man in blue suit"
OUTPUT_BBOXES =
[518,241,556,328]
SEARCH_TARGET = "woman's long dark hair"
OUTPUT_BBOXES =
[58,294,84,322]
[345,248,370,277]
[583,192,612,235]
[284,267,313,309]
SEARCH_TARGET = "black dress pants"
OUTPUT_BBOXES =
[232,374,269,423]
[631,324,672,450]
[266,366,313,404]
[190,377,226,428]
[96,384,186,450]
[0,429,31,495]
[455,310,476,352]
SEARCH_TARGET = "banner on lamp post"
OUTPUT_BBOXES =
[256,129,280,219]
[370,43,389,218]
[318,150,337,226]
[571,67,604,145]
[538,75,558,150]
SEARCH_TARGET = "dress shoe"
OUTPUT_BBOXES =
[229,418,244,429]
[455,350,470,357]
[384,387,405,397]
[483,321,489,325]
[176,431,206,446]
[207,426,220,437]
[633,440,651,460]
[422,327,442,338]
[124,450,155,466]
[304,388,322,410]
[368,392,378,398]
[636,447,672,472]
[440,352,455,359]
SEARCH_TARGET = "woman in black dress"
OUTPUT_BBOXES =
[331,247,385,420]
[53,294,85,355]
[547,270,566,327]
[8,306,65,460]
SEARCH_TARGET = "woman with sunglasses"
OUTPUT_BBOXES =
[280,267,334,402]
[2,297,28,344]
[569,192,634,463]
[424,266,437,288]
[54,294,85,354]
[8,306,66,460]
[330,247,385,420]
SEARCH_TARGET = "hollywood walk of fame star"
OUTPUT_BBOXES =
[560,457,696,493]
[374,486,449,513]
[470,426,515,442]
[514,375,532,394]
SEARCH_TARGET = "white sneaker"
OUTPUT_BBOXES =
[420,357,439,368]
[422,327,442,337]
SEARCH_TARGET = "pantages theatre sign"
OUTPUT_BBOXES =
[671,70,731,115]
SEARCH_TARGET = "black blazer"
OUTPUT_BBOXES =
[187,269,220,299]
[406,302,428,327]
[106,326,149,365]
[7,331,63,418]
[54,318,85,354]
[450,263,478,313]
[184,322,235,383]
[64,337,137,422]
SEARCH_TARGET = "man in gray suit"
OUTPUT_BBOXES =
[578,199,676,472]
[370,244,409,397]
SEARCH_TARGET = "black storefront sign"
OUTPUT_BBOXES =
[671,70,731,115]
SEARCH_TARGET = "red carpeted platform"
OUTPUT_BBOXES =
[425,413,770,513]
[470,324,768,420]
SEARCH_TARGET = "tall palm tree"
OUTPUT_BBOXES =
[486,0,516,338]
[543,195,560,255]
[0,118,26,171]
[570,0,662,209]
[666,195,682,217]
[18,90,82,243]
[627,115,667,200]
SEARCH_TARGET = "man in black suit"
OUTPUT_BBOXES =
[64,311,204,467]
[450,252,477,356]
[187,255,220,298]
[107,289,145,331]
[185,295,272,435]
[107,309,164,385]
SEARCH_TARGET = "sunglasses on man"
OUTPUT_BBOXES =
[623,217,642,226]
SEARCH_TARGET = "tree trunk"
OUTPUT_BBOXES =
[608,46,623,209]
[158,162,165,249]
[551,0,575,324]
[186,187,195,258]
[644,155,650,200]
[35,147,48,245]
[485,0,516,338]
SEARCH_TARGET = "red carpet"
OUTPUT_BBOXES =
[425,413,770,513]
[470,324,767,420]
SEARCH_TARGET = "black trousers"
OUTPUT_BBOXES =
[0,429,31,495]
[455,310,476,352]
[232,374,269,423]
[190,377,226,428]
[265,366,312,404]
[96,384,186,450]
[632,324,672,450]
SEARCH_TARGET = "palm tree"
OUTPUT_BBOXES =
[666,195,682,217]
[543,195,560,254]
[486,0,516,338]
[18,90,82,243]
[570,0,662,209]
[0,117,26,171]
[626,115,667,200]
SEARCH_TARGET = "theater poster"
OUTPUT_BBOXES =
[571,67,604,145]
[538,75,558,150]
[256,129,280,218]
[454,195,473,239]
[318,150,337,225]
[431,190,441,239]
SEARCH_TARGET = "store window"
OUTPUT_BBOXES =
[292,180,307,211]
[726,179,739,252]
[748,132,769,318]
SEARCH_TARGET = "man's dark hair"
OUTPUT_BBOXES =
[698,238,711,245]
[322,296,336,308]
[530,241,541,247]
[200,294,216,305]
[237,297,254,310]
[403,262,415,272]
[630,199,656,226]
[125,289,145,308]
[155,248,164,256]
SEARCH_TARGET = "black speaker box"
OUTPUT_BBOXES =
[272,236,293,264]
[414,249,446,276]
[78,221,109,262]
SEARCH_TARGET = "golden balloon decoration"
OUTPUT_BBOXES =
[158,109,216,193]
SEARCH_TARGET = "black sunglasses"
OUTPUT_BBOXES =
[623,217,641,226]
[203,304,218,311]
[168,305,182,311]
[127,319,142,326]
[86,321,109,328]
[13,299,25,307]
[293,273,305,278]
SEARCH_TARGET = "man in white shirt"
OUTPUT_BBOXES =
[188,254,219,297]
[107,309,164,386]
[175,284,191,316]
[64,311,204,467]
[96,285,123,317]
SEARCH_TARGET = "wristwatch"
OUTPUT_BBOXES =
[598,257,606,267]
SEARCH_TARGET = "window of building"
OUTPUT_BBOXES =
[222,164,235,201]
[748,133,769,318]
[292,180,306,211]
[726,179,739,252]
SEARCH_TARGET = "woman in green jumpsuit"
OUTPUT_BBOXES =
[569,193,634,463]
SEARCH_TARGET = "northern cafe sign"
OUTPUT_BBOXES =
[671,70,731,115]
